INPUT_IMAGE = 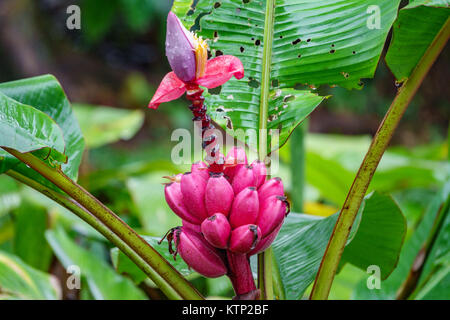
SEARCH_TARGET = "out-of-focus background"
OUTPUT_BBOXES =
[0,0,448,300]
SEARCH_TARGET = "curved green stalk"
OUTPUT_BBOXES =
[3,148,203,300]
[257,0,276,300]
[6,170,182,300]
[310,18,450,300]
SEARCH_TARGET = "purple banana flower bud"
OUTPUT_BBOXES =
[251,160,267,188]
[201,213,231,249]
[224,147,247,179]
[257,195,289,237]
[247,222,283,256]
[205,173,234,217]
[229,187,259,228]
[165,182,202,224]
[258,177,284,203]
[165,12,196,82]
[176,227,227,278]
[229,224,261,254]
[180,172,208,221]
[191,161,209,180]
[231,165,256,195]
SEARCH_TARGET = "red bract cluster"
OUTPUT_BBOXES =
[162,147,289,297]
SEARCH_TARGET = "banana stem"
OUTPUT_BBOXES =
[310,18,450,300]
[3,148,203,300]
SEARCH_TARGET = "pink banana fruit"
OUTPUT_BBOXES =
[229,187,259,228]
[229,224,261,254]
[175,227,227,278]
[257,195,289,236]
[205,173,234,217]
[165,182,203,224]
[231,165,256,195]
[180,172,208,221]
[200,213,231,249]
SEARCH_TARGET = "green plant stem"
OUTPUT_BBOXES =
[310,18,450,300]
[271,252,285,300]
[257,0,276,300]
[290,120,308,212]
[258,0,275,160]
[258,247,274,300]
[5,169,182,300]
[2,148,203,300]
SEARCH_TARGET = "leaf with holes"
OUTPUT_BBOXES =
[172,0,400,152]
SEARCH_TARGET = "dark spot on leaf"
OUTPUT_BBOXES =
[255,39,261,46]
[216,50,223,56]
[240,46,245,53]
[224,116,233,130]
[272,79,279,87]
[306,38,311,42]
[330,49,335,54]
[292,38,301,45]
[236,8,241,14]
[187,9,195,16]
[279,35,283,39]
[209,86,222,95]
[353,51,356,54]
[243,0,250,3]
[191,12,211,32]
[298,54,302,58]
[214,2,221,8]
[251,37,255,40]
[248,77,260,88]
[331,44,335,47]
[216,106,225,112]
[283,95,295,102]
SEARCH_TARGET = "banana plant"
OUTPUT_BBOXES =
[0,0,448,300]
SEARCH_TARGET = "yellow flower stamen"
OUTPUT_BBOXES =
[192,33,208,79]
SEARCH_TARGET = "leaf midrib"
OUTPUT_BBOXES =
[258,0,276,160]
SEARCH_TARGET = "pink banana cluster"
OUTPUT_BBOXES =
[162,147,289,297]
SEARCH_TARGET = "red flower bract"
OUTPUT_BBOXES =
[149,55,244,109]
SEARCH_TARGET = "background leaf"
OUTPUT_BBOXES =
[111,236,194,285]
[385,1,449,81]
[0,250,60,300]
[0,75,85,190]
[0,92,66,163]
[46,227,147,300]
[272,191,406,299]
[352,183,449,299]
[12,201,53,272]
[339,192,407,280]
[72,103,144,149]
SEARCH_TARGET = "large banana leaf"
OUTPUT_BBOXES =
[0,75,85,191]
[385,1,450,82]
[0,92,66,165]
[353,183,449,299]
[269,191,406,299]
[172,0,400,151]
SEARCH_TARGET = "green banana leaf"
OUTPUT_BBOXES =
[46,227,147,300]
[172,0,401,152]
[0,75,85,191]
[272,191,406,299]
[385,0,450,82]
[0,250,60,300]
